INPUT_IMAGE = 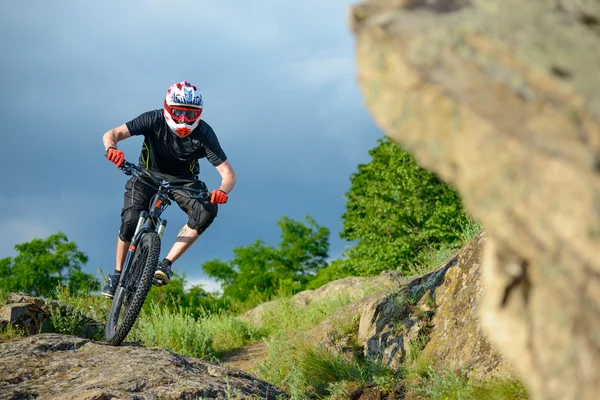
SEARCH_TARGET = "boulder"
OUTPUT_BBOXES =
[422,232,513,379]
[0,333,286,399]
[349,1,600,398]
[0,292,102,339]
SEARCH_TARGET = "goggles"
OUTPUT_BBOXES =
[169,105,201,123]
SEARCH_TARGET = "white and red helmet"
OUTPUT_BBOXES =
[163,80,203,138]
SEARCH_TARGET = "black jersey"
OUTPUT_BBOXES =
[125,109,227,178]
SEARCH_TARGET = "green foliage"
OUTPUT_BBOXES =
[405,365,529,400]
[0,232,98,297]
[401,336,529,400]
[130,302,217,361]
[0,323,25,342]
[339,137,472,276]
[256,291,363,337]
[143,272,218,318]
[199,311,261,355]
[47,285,106,340]
[255,332,400,399]
[202,215,329,304]
[404,219,482,277]
[130,302,262,360]
[305,259,349,290]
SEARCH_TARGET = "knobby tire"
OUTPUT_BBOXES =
[105,231,160,345]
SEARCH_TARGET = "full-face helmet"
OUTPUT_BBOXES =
[163,80,203,138]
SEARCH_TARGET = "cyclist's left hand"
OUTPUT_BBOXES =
[210,190,228,204]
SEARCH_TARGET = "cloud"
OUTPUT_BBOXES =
[184,277,222,294]
[282,52,355,88]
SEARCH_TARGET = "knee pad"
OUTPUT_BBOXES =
[119,208,141,242]
[187,201,218,235]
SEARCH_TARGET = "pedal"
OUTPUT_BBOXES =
[153,271,169,286]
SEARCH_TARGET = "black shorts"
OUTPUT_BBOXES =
[118,174,218,241]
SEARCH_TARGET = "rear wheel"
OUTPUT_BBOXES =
[105,231,160,345]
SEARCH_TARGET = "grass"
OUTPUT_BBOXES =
[0,323,25,342]
[45,285,107,340]
[256,291,365,337]
[129,302,219,360]
[404,364,529,400]
[401,336,528,400]
[406,218,483,276]
[125,290,364,362]
[129,302,268,360]
[253,332,401,399]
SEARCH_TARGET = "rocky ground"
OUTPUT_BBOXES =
[0,333,286,400]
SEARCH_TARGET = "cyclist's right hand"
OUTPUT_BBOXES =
[105,147,125,168]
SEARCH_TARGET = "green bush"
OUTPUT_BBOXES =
[202,215,330,305]
[338,137,473,277]
[0,232,98,297]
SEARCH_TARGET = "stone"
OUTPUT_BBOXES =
[0,292,102,339]
[349,1,600,398]
[0,333,286,399]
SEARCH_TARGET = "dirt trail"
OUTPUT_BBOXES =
[220,341,268,372]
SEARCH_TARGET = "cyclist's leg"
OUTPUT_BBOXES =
[116,176,156,270]
[161,179,217,263]
[103,176,157,297]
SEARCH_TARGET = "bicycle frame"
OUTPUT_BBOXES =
[116,160,207,287]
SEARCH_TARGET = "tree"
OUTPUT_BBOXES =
[202,215,329,304]
[143,272,216,317]
[0,232,98,297]
[338,137,471,276]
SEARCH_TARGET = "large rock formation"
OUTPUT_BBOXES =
[0,333,286,400]
[309,232,513,380]
[421,232,513,379]
[349,1,600,399]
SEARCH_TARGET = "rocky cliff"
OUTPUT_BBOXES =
[349,1,600,399]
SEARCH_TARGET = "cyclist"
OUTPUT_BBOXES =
[100,80,236,298]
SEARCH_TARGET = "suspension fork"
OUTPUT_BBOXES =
[156,219,167,239]
[119,211,150,285]
[119,212,167,285]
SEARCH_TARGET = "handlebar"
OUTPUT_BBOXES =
[119,160,208,199]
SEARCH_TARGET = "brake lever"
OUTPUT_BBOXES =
[120,164,133,176]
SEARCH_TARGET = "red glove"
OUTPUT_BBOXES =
[106,147,125,168]
[210,190,228,204]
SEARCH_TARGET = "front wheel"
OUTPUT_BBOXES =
[105,231,161,345]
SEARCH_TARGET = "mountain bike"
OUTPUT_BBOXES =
[104,160,208,345]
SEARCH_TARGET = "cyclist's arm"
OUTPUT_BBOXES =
[102,124,132,151]
[215,160,237,194]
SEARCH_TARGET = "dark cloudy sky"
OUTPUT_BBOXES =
[0,0,383,291]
